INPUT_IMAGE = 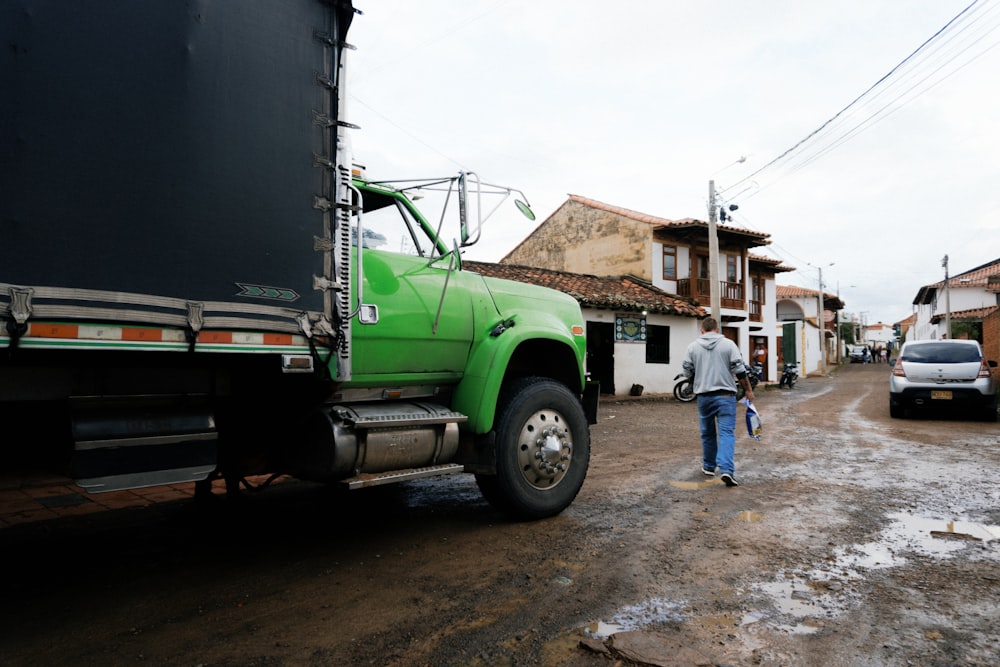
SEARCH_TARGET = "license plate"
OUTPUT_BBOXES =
[931,390,952,400]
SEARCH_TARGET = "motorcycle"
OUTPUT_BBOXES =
[673,373,695,402]
[677,361,761,403]
[779,362,799,389]
[736,361,763,400]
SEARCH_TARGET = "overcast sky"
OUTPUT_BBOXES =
[346,0,1000,327]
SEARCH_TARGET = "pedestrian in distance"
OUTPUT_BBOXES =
[681,317,755,487]
[753,342,768,380]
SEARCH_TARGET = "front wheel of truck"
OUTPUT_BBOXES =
[476,376,590,520]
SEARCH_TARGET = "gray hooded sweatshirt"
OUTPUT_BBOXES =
[681,332,748,395]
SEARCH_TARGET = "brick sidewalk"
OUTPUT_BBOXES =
[0,475,208,529]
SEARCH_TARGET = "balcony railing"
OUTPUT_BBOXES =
[677,278,745,310]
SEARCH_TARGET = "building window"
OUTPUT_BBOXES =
[726,255,738,282]
[662,245,676,280]
[646,325,669,363]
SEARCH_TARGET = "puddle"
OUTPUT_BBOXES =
[743,512,999,633]
[582,512,998,640]
[668,479,721,490]
[835,512,998,570]
[747,574,849,634]
[584,597,686,638]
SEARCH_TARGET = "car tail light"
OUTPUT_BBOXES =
[978,359,993,379]
[892,358,906,377]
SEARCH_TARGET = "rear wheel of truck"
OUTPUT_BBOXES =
[476,376,590,520]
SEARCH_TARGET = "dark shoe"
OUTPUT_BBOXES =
[720,473,739,487]
[701,467,716,477]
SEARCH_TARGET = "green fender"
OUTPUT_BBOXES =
[451,315,586,434]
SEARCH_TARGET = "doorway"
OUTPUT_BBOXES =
[586,322,615,395]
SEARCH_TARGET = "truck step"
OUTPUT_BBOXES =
[340,403,467,430]
[342,463,465,490]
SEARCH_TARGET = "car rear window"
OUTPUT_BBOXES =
[901,343,981,363]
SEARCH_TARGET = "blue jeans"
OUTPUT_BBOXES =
[697,393,737,475]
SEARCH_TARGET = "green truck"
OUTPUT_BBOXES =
[0,0,596,519]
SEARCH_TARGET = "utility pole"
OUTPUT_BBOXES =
[942,254,951,339]
[707,180,720,321]
[817,266,826,375]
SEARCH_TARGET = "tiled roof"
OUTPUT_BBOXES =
[776,284,845,310]
[930,305,999,324]
[914,257,1000,304]
[933,258,1000,289]
[566,194,770,244]
[464,261,706,317]
[749,252,795,273]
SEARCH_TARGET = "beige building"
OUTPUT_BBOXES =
[502,194,791,384]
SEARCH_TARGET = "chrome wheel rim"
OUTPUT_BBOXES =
[516,408,572,490]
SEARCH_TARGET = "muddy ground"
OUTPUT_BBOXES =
[1,363,998,666]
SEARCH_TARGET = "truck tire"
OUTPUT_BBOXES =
[476,376,590,520]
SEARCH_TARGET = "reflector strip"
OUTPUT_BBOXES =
[18,322,305,349]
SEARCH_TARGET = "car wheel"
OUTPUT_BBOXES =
[889,401,904,419]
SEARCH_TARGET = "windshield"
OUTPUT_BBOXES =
[901,343,981,364]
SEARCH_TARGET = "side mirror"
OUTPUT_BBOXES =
[515,199,535,221]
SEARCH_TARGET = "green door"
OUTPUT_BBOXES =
[782,322,797,365]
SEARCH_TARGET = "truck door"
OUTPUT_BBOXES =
[348,187,476,384]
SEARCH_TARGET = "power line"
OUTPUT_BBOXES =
[784,1,1000,177]
[721,0,996,200]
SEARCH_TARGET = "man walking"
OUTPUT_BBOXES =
[681,317,755,487]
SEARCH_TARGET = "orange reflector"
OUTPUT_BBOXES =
[122,328,163,341]
[198,331,232,344]
[571,325,585,336]
[282,355,314,370]
[31,323,79,338]
[264,333,294,346]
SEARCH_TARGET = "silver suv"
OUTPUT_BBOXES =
[889,339,997,421]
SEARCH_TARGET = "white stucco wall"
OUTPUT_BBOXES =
[912,285,998,340]
[585,309,701,396]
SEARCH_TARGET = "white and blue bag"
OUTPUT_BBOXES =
[740,398,762,441]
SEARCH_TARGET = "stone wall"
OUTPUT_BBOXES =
[503,200,652,279]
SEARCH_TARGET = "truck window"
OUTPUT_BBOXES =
[354,190,433,257]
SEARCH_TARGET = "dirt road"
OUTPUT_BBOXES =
[2,363,997,666]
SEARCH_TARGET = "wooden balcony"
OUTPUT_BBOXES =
[677,278,745,310]
[749,299,762,322]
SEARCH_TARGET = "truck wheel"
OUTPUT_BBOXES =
[476,377,590,520]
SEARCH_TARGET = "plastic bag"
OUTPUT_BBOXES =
[740,398,762,440]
